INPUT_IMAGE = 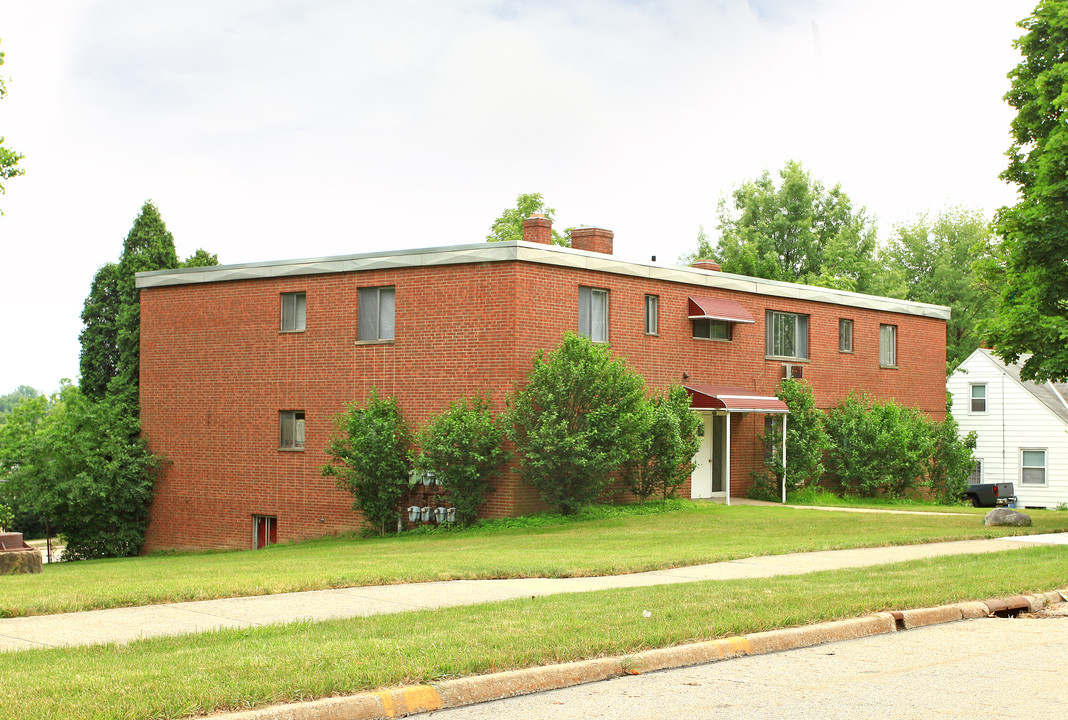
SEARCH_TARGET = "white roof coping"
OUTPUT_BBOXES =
[136,240,951,320]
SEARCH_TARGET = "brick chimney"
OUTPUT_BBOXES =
[522,213,553,245]
[691,259,722,272]
[570,227,614,255]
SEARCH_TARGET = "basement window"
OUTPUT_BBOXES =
[253,515,277,549]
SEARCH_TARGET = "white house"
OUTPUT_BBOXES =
[948,348,1068,509]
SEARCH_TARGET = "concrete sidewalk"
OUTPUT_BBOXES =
[2,535,1062,652]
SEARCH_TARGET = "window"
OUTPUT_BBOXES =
[1021,449,1047,485]
[644,295,658,335]
[839,319,853,352]
[693,318,731,340]
[765,311,809,359]
[880,324,897,367]
[280,410,305,450]
[968,459,983,484]
[358,287,395,341]
[253,515,277,549]
[280,292,306,332]
[579,287,609,343]
[970,384,987,413]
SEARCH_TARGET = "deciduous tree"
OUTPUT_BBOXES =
[983,1,1068,382]
[0,39,24,211]
[487,192,568,246]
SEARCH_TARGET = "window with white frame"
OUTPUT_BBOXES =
[280,410,305,450]
[968,459,983,484]
[579,287,609,343]
[357,287,395,341]
[970,384,987,413]
[839,318,853,352]
[280,291,306,332]
[879,324,897,367]
[765,311,809,359]
[644,295,658,335]
[1021,449,1047,485]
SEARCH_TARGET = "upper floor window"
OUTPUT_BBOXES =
[358,287,395,341]
[280,292,306,332]
[765,311,809,359]
[693,319,731,340]
[839,318,853,353]
[579,287,609,343]
[970,383,987,413]
[880,324,897,367]
[644,295,658,335]
[280,410,305,450]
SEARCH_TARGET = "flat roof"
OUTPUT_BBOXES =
[135,240,951,320]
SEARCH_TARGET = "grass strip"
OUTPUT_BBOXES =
[3,502,1066,618]
[0,545,1064,720]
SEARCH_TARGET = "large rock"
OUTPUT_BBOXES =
[0,548,42,574]
[984,508,1033,527]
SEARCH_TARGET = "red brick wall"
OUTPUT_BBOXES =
[140,257,946,551]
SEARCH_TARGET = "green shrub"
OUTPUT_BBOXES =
[322,388,411,535]
[824,393,933,498]
[622,385,701,503]
[926,395,976,504]
[416,394,509,526]
[506,333,646,514]
[751,379,830,500]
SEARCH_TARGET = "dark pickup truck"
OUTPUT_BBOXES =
[962,482,1017,508]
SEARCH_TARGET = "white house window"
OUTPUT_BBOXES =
[970,384,987,413]
[645,295,658,335]
[839,319,853,353]
[280,292,306,332]
[358,287,396,341]
[1021,449,1047,485]
[766,311,808,359]
[579,287,609,343]
[880,324,897,367]
[280,410,305,450]
[968,459,983,484]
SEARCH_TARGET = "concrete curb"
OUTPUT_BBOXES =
[210,588,1068,720]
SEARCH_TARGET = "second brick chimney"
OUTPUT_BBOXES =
[570,227,614,255]
[522,213,553,245]
[691,259,722,272]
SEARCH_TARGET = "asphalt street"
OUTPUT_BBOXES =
[425,616,1068,720]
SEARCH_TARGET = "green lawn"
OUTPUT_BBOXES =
[0,546,1064,720]
[3,501,1066,617]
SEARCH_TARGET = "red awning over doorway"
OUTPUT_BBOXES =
[684,385,789,414]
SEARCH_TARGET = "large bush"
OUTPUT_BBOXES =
[824,393,933,498]
[622,385,701,503]
[927,394,977,504]
[753,379,830,500]
[322,388,411,535]
[0,384,159,559]
[416,394,509,526]
[506,333,646,514]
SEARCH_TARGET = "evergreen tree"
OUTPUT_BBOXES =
[109,201,180,413]
[78,263,121,400]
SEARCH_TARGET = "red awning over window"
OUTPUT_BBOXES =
[687,296,755,324]
[684,385,789,414]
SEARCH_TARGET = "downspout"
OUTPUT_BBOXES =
[725,412,732,507]
[781,414,788,504]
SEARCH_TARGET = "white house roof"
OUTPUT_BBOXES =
[135,240,951,321]
[963,348,1068,425]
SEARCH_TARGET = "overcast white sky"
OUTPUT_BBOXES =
[0,0,1036,395]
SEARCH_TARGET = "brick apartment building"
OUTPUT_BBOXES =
[137,215,949,551]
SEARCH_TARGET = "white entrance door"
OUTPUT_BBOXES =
[690,413,727,499]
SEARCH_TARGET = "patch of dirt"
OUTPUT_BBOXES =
[1020,601,1068,619]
